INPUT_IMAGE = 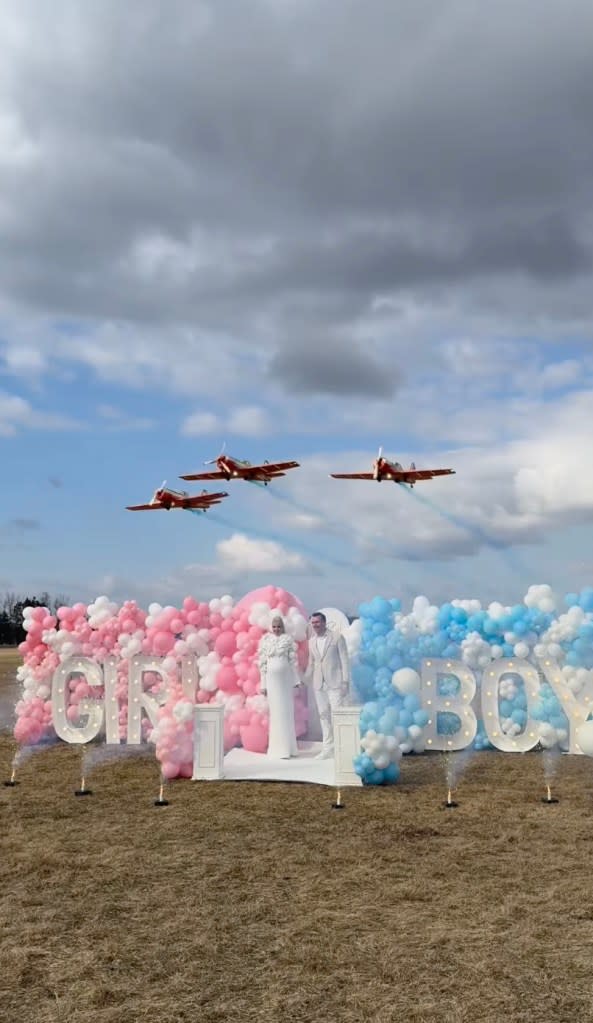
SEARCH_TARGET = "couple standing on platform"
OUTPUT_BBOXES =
[257,610,350,760]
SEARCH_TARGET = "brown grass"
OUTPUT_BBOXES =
[3,655,593,1022]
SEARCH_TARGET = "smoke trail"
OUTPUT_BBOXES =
[82,742,153,777]
[442,745,477,791]
[205,509,383,586]
[265,484,413,565]
[265,486,343,531]
[542,747,561,784]
[11,735,61,773]
[402,486,528,578]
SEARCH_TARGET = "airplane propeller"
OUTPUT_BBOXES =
[204,441,226,465]
[373,445,383,480]
[151,480,167,503]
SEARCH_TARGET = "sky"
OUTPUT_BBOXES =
[1,0,593,616]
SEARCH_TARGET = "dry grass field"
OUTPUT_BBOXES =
[3,649,593,1023]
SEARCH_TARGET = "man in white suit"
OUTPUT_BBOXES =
[305,610,351,759]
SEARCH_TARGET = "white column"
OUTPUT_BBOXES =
[333,706,362,787]
[192,705,225,780]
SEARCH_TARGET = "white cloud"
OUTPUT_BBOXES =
[180,411,221,436]
[227,405,270,437]
[0,389,80,435]
[96,404,154,431]
[181,403,270,438]
[539,358,582,391]
[216,532,309,573]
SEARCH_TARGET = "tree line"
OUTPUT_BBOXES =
[0,592,70,646]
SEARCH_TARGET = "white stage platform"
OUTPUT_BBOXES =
[221,741,335,785]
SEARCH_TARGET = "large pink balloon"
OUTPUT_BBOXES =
[215,631,237,658]
[240,723,269,753]
[235,586,307,617]
[153,631,175,655]
[217,664,239,692]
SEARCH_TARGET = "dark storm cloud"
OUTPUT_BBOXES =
[2,0,593,391]
[268,340,401,398]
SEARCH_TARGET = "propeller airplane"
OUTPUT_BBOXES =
[126,482,229,512]
[330,447,455,488]
[180,444,299,487]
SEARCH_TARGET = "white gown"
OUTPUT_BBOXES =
[258,634,300,758]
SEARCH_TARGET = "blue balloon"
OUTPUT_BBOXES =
[437,711,461,735]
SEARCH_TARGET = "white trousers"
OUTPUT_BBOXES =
[314,686,346,752]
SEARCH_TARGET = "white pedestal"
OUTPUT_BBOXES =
[192,705,224,780]
[333,705,362,787]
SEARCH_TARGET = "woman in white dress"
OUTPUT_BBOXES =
[258,615,302,758]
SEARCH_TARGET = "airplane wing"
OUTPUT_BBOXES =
[184,492,228,508]
[126,502,165,511]
[179,470,227,481]
[257,460,300,475]
[402,468,456,481]
[330,472,374,480]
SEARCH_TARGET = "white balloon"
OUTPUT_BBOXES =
[576,721,593,756]
[317,607,350,634]
[392,667,421,695]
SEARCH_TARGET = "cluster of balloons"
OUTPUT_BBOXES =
[14,581,593,786]
[15,586,310,779]
[352,585,593,783]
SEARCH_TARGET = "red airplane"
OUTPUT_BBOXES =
[330,447,455,488]
[180,446,299,487]
[126,482,228,512]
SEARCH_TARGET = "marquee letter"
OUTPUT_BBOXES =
[51,656,104,744]
[481,658,541,752]
[538,658,593,754]
[103,656,121,745]
[180,655,199,701]
[127,655,171,744]
[421,659,477,751]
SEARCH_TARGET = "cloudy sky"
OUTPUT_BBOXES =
[1,0,593,614]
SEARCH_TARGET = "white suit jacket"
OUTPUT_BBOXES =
[305,630,350,692]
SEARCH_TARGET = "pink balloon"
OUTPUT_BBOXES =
[215,632,237,658]
[240,723,268,753]
[153,631,175,655]
[217,664,238,692]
